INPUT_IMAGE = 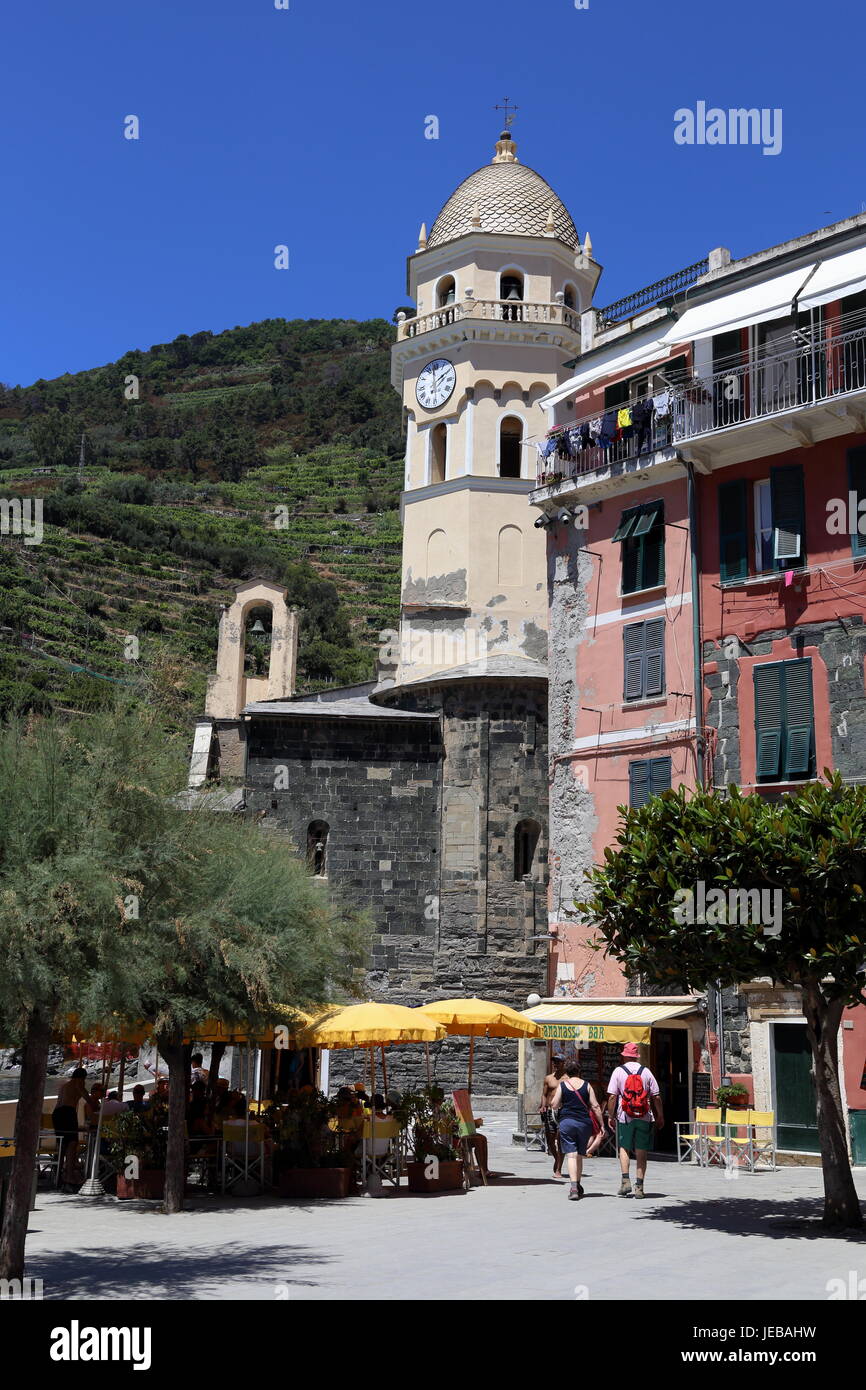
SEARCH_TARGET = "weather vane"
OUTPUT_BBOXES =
[494,97,518,132]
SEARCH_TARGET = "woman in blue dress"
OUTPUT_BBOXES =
[550,1059,606,1200]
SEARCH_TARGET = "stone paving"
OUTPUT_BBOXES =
[21,1113,866,1301]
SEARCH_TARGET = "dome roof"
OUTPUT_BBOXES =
[427,137,579,251]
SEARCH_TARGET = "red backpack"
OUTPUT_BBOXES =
[621,1064,650,1118]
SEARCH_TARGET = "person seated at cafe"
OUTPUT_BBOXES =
[84,1083,105,1129]
[128,1084,149,1113]
[353,1082,370,1105]
[229,1090,248,1120]
[101,1089,126,1117]
[333,1086,364,1156]
[213,1077,232,1114]
[370,1093,388,1120]
[464,1125,494,1180]
[430,1094,495,1181]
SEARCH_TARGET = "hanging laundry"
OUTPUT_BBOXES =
[579,422,592,450]
[652,390,671,418]
[588,417,603,443]
[598,411,617,448]
[540,437,558,461]
[617,406,633,430]
[631,398,654,453]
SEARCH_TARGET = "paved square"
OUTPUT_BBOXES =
[22,1114,866,1301]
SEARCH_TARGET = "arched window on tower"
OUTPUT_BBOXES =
[500,270,524,320]
[436,275,456,308]
[242,606,273,677]
[499,416,523,478]
[431,423,447,484]
[514,818,541,880]
[307,821,329,877]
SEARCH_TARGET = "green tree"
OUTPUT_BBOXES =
[0,701,367,1273]
[579,777,866,1229]
[28,410,81,468]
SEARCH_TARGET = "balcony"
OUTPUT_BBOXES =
[671,321,866,448]
[535,319,866,491]
[397,296,581,341]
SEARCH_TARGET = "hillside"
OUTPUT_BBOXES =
[0,318,405,724]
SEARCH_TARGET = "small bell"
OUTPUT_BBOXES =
[250,618,267,635]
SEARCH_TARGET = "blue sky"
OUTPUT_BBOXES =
[1,0,860,386]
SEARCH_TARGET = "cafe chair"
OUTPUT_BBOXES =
[727,1110,777,1173]
[359,1116,401,1188]
[221,1119,266,1193]
[676,1107,724,1165]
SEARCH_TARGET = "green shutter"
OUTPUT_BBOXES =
[848,448,866,557]
[623,623,646,700]
[632,506,660,538]
[613,508,639,542]
[622,538,640,594]
[629,760,650,809]
[644,618,665,696]
[642,503,665,588]
[754,663,783,781]
[770,465,805,565]
[718,478,748,582]
[649,756,672,796]
[783,659,814,779]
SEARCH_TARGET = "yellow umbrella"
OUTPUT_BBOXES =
[300,1001,445,1049]
[421,998,542,1092]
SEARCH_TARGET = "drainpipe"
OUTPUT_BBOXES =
[684,456,726,1083]
[686,459,704,791]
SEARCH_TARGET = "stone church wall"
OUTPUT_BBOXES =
[241,680,549,1097]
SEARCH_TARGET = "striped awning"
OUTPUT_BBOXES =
[520,1000,698,1044]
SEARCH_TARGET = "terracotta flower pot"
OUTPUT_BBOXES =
[116,1169,165,1200]
[278,1167,354,1199]
[406,1160,464,1193]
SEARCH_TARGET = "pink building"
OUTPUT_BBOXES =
[530,221,866,1162]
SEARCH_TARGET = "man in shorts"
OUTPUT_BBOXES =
[540,1052,566,1177]
[606,1042,663,1198]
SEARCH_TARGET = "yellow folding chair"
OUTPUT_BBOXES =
[676,1107,723,1165]
[743,1110,777,1171]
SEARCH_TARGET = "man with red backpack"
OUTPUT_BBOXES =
[606,1043,663,1198]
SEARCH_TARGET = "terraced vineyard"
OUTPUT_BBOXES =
[0,317,405,723]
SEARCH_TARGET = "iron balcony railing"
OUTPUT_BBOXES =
[397,297,581,339]
[535,321,866,487]
[596,259,710,326]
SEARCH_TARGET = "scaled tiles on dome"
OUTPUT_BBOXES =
[427,161,579,250]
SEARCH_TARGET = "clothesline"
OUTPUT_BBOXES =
[535,392,673,463]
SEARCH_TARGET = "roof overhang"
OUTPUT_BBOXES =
[521,997,702,1044]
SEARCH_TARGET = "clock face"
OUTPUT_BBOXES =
[415,358,456,410]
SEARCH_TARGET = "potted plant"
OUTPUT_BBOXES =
[276,1089,355,1198]
[105,1109,168,1199]
[715,1083,750,1123]
[404,1087,465,1194]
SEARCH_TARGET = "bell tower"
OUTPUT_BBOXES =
[390,127,599,684]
